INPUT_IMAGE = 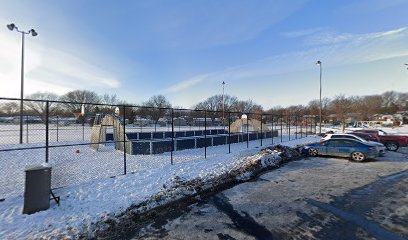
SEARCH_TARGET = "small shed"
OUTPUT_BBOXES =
[229,114,269,133]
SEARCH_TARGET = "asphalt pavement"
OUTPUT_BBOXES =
[131,149,408,240]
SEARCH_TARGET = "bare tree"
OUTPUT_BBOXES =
[234,99,263,113]
[329,95,353,132]
[141,95,172,131]
[353,95,383,120]
[195,94,238,112]
[25,92,60,123]
[101,93,119,105]
[60,90,101,114]
[98,93,120,113]
[307,100,320,116]
[195,94,240,125]
[0,102,19,115]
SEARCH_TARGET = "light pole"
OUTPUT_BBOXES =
[7,23,38,144]
[316,60,322,135]
[222,81,225,125]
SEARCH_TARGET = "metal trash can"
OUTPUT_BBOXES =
[23,164,51,214]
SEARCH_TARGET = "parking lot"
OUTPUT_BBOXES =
[132,148,408,239]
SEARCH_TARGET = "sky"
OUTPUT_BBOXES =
[0,0,408,109]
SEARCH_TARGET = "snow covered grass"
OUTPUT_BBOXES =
[0,133,309,199]
[0,136,319,239]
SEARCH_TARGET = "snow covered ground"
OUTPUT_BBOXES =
[0,124,224,145]
[0,135,319,239]
[0,124,309,199]
[0,123,303,145]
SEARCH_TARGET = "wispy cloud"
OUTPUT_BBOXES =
[304,27,407,46]
[338,0,408,14]
[163,27,408,96]
[163,74,210,94]
[146,0,308,50]
[281,27,324,38]
[0,27,121,98]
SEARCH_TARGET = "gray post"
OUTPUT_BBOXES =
[45,101,49,163]
[56,116,59,142]
[171,108,174,164]
[260,114,263,146]
[228,111,231,154]
[271,115,274,145]
[19,33,25,144]
[288,115,291,141]
[280,115,283,143]
[204,110,207,159]
[295,116,298,139]
[246,113,249,148]
[122,105,127,174]
[26,115,28,143]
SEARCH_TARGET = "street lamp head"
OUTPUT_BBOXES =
[316,60,321,65]
[29,29,38,37]
[7,23,16,31]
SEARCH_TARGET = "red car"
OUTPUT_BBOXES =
[353,129,408,151]
[349,132,380,142]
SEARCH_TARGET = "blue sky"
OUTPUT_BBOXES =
[1,0,408,108]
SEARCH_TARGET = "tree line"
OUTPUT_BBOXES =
[0,90,406,125]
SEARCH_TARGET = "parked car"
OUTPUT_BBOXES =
[320,133,386,156]
[353,129,408,151]
[349,132,380,142]
[303,138,380,161]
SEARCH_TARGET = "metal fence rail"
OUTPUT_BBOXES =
[0,97,318,199]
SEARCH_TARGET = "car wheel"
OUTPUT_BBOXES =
[385,142,399,151]
[308,148,318,157]
[351,152,366,162]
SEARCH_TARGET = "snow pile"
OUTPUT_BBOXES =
[0,136,318,239]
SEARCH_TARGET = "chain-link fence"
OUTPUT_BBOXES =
[0,97,318,199]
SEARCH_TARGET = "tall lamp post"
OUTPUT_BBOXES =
[316,60,322,135]
[222,81,225,125]
[7,23,38,144]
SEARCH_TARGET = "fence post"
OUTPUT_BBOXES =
[280,115,283,143]
[295,116,298,139]
[260,114,263,147]
[45,101,49,163]
[288,115,291,141]
[305,117,308,137]
[228,111,231,154]
[301,116,303,138]
[56,115,59,142]
[26,115,29,144]
[122,105,127,175]
[271,115,274,145]
[204,110,207,159]
[171,108,174,164]
[246,113,249,148]
[82,118,85,141]
[19,99,23,144]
